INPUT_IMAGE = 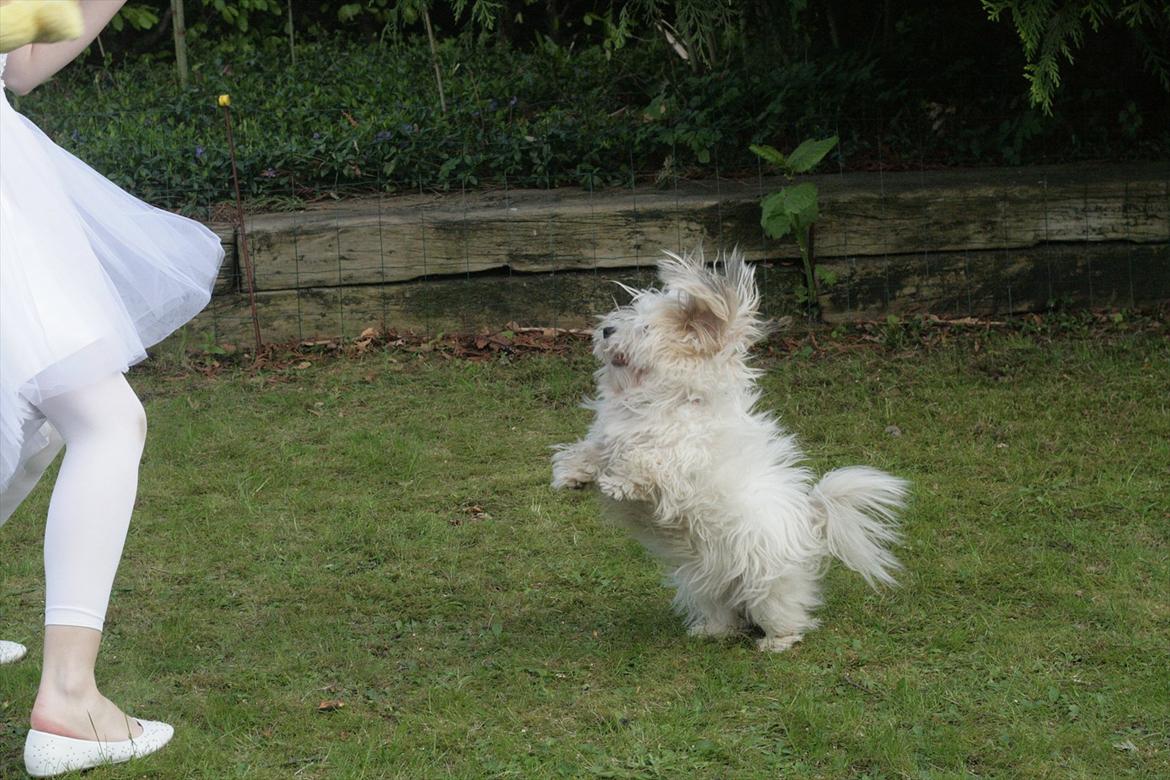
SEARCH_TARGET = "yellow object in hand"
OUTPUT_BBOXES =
[0,0,84,54]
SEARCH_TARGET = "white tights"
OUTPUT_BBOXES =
[35,374,146,631]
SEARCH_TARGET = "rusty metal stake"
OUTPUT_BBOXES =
[219,95,262,353]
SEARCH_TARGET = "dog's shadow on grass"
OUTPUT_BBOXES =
[505,596,760,657]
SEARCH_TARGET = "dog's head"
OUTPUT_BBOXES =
[594,248,766,395]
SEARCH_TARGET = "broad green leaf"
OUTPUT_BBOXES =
[795,200,819,231]
[761,182,822,239]
[760,191,794,239]
[781,182,818,216]
[749,144,787,167]
[785,136,838,174]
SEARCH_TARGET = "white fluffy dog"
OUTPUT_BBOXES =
[551,249,907,652]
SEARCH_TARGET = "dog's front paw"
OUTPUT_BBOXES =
[551,467,591,490]
[550,446,597,489]
[756,634,803,653]
[597,473,644,501]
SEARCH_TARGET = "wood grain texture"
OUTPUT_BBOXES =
[191,264,804,344]
[817,243,1169,321]
[185,163,1169,343]
[235,163,1169,292]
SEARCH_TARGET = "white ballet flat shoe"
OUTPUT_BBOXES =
[0,640,28,664]
[24,719,174,777]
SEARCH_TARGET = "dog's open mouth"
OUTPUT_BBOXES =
[611,353,629,368]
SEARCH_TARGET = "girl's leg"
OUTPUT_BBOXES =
[27,374,149,741]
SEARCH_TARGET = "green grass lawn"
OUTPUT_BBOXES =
[2,324,1167,778]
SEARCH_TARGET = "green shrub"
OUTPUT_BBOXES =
[14,35,1168,215]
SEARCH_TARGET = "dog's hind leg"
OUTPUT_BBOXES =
[748,567,822,652]
[680,592,744,638]
[671,569,745,639]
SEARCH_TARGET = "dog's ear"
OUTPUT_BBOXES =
[657,248,763,353]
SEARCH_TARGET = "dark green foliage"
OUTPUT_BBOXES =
[983,0,1170,113]
[14,5,1169,214]
[14,38,903,212]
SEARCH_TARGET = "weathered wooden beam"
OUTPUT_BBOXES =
[179,164,1169,344]
[185,240,1167,345]
[187,264,804,345]
[210,225,238,296]
[238,163,1169,293]
[817,242,1169,321]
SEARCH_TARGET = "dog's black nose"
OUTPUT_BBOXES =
[602,326,616,339]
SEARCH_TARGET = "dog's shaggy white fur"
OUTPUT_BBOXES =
[551,249,907,652]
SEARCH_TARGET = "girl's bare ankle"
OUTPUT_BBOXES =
[30,689,142,741]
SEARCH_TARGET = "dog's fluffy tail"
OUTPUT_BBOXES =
[810,466,907,589]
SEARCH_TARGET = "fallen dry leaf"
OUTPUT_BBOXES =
[451,503,492,525]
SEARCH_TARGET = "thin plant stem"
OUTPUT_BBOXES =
[221,105,263,353]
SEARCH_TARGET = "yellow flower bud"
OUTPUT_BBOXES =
[218,94,232,108]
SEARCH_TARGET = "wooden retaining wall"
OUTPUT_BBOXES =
[196,162,1169,343]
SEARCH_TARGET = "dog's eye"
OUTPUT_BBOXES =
[602,326,616,339]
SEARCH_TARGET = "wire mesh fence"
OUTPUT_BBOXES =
[22,97,1170,347]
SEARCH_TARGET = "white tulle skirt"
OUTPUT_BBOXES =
[0,64,224,524]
